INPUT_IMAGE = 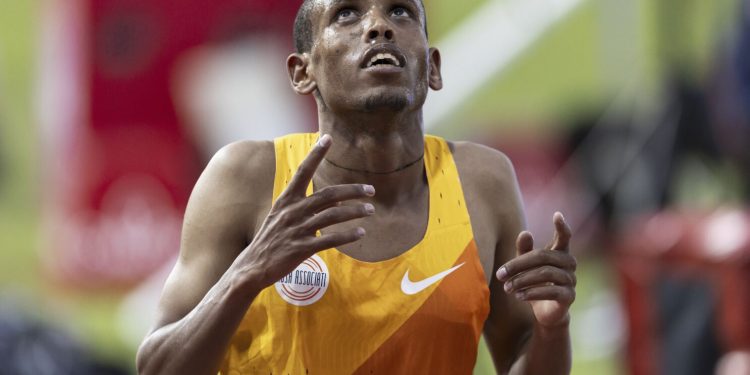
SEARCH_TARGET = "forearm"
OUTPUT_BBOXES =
[136,271,263,375]
[509,318,572,375]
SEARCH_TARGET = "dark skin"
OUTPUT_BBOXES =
[135,0,576,374]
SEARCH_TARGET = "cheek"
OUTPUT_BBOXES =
[311,52,339,84]
[413,53,430,82]
[319,29,354,55]
[317,33,357,70]
[412,54,432,97]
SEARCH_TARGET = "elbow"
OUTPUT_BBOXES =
[135,336,162,375]
[135,340,150,375]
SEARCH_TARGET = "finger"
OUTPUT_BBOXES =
[302,184,375,214]
[279,134,332,200]
[503,266,576,294]
[302,203,374,232]
[495,231,534,281]
[305,227,366,253]
[548,211,571,252]
[516,231,534,256]
[497,250,576,282]
[514,285,575,304]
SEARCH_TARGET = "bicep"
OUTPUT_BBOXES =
[151,253,228,332]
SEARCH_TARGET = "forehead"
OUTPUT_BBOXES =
[312,0,426,19]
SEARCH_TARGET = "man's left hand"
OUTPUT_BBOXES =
[496,212,577,328]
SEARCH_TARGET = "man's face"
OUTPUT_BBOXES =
[305,0,441,113]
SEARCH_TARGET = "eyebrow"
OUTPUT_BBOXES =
[326,0,354,8]
[326,0,422,12]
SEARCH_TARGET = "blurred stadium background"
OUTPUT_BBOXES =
[0,0,749,374]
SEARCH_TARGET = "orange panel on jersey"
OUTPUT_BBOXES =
[353,240,489,374]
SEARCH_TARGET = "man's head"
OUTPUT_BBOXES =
[286,0,442,115]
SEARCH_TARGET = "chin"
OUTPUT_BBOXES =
[361,90,412,112]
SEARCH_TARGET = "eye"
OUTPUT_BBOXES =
[391,6,410,17]
[335,8,357,21]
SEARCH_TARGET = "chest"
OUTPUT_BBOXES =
[322,186,498,284]
[323,191,429,263]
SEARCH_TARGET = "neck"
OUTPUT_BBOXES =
[315,109,426,205]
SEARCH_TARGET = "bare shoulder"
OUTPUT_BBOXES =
[183,139,276,258]
[449,141,520,205]
[191,139,275,214]
[200,139,276,193]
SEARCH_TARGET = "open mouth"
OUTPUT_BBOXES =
[361,47,406,69]
[366,53,401,68]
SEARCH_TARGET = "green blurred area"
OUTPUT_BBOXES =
[0,0,137,369]
[428,0,740,134]
[0,0,39,288]
[0,0,741,373]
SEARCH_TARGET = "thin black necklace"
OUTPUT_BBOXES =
[324,154,424,175]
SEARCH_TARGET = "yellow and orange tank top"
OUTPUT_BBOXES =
[220,133,490,374]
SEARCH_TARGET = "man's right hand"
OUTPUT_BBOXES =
[235,133,375,287]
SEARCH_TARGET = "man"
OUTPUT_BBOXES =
[136,0,577,373]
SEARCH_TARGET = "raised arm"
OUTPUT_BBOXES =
[484,154,576,375]
[454,143,575,374]
[136,135,375,375]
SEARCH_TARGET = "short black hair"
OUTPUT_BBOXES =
[293,0,316,53]
[293,0,428,53]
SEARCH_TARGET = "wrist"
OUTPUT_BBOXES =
[226,261,268,302]
[534,313,570,340]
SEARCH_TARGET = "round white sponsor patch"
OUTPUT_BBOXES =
[275,254,329,306]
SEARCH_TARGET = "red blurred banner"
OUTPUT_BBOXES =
[40,0,300,290]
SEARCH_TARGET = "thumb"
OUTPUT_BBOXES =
[549,211,571,252]
[516,231,534,257]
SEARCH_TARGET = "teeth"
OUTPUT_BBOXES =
[367,52,400,67]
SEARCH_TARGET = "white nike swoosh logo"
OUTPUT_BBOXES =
[401,263,465,295]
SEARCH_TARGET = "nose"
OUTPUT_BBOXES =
[364,13,394,43]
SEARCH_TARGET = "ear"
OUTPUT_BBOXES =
[287,53,317,95]
[428,48,443,91]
